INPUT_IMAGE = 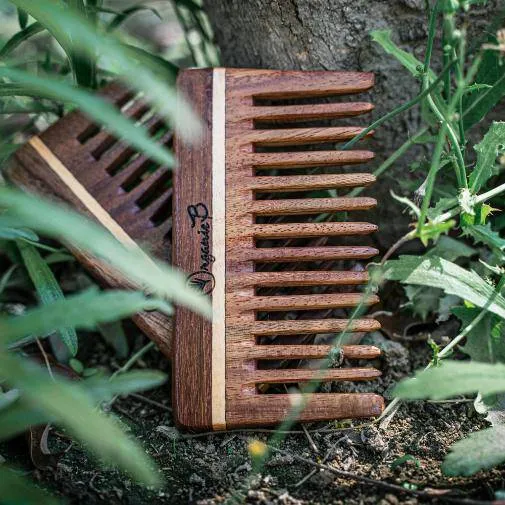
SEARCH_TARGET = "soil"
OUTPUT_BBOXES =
[3,320,504,505]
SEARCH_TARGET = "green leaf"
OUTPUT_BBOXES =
[0,21,45,59]
[442,426,505,476]
[107,6,162,32]
[0,288,172,349]
[0,370,166,440]
[426,235,476,262]
[417,219,455,246]
[390,454,420,470]
[17,7,28,29]
[0,351,164,486]
[371,30,436,80]
[0,187,211,318]
[463,43,505,129]
[394,361,505,400]
[0,466,59,505]
[470,122,505,192]
[0,67,174,168]
[17,240,78,356]
[453,306,505,363]
[464,223,505,259]
[377,255,505,319]
[9,0,200,139]
[0,225,38,241]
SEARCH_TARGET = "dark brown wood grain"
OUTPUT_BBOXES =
[5,83,173,356]
[172,69,214,430]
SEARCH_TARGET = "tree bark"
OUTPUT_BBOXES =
[203,0,500,248]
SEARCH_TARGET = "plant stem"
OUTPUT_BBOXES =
[110,341,155,380]
[418,122,448,233]
[341,60,455,152]
[349,126,430,198]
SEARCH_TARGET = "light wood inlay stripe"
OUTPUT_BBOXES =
[28,136,138,249]
[211,68,226,430]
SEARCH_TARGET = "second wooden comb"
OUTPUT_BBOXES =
[173,68,383,430]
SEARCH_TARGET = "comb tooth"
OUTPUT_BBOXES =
[248,127,371,147]
[249,173,375,192]
[123,167,169,203]
[251,197,376,216]
[248,367,381,384]
[231,394,384,426]
[137,189,172,221]
[246,293,379,311]
[252,151,375,169]
[233,270,369,287]
[249,345,381,360]
[251,318,380,335]
[248,102,374,122]
[252,222,377,239]
[249,246,378,263]
[241,70,374,99]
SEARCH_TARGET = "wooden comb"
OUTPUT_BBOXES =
[5,83,174,357]
[173,68,383,430]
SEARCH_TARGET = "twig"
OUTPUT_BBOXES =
[301,423,319,454]
[128,392,172,412]
[381,231,416,264]
[268,446,501,505]
[110,341,155,380]
[36,338,54,381]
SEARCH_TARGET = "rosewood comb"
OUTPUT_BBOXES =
[173,68,383,430]
[6,70,384,431]
[5,83,174,357]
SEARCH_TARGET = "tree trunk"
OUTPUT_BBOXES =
[202,0,500,249]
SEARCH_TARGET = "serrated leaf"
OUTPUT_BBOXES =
[17,240,78,356]
[417,220,455,246]
[453,306,505,363]
[426,235,476,262]
[404,285,441,320]
[464,224,505,258]
[463,42,505,129]
[394,361,505,400]
[377,255,505,319]
[442,426,505,476]
[0,288,172,349]
[470,122,505,192]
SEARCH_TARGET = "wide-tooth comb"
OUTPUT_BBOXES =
[5,83,174,356]
[173,68,383,430]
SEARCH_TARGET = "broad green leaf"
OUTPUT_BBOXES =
[0,389,19,410]
[442,426,505,476]
[394,361,505,400]
[9,0,200,139]
[0,466,59,505]
[0,188,211,318]
[0,21,45,59]
[0,352,163,485]
[377,255,505,319]
[463,43,505,129]
[0,225,38,241]
[17,240,78,356]
[426,235,476,262]
[0,67,174,168]
[453,306,505,363]
[470,122,505,192]
[371,30,436,80]
[0,288,172,349]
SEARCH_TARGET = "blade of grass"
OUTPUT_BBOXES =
[0,351,164,486]
[0,22,45,59]
[0,288,172,349]
[9,0,200,140]
[0,188,211,317]
[0,67,174,168]
[16,240,78,357]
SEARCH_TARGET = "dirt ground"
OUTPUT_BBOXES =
[3,319,504,505]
